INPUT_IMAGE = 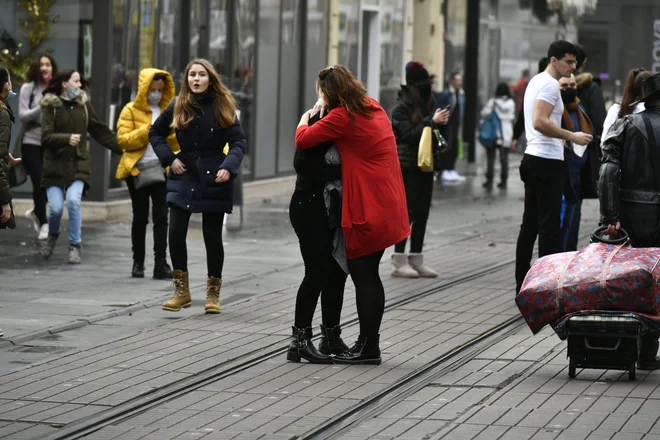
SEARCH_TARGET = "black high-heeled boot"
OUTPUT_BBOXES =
[286,326,333,364]
[318,324,349,355]
[333,335,381,365]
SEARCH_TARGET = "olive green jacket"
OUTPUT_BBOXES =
[0,98,13,205]
[40,91,121,189]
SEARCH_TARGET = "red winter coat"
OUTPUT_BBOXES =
[295,98,410,259]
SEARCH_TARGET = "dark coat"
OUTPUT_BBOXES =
[149,93,246,213]
[0,99,13,205]
[576,73,607,138]
[293,113,341,193]
[391,86,444,171]
[561,104,601,201]
[40,91,121,189]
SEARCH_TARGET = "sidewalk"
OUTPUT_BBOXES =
[0,158,612,439]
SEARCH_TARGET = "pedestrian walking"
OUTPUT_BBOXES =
[40,69,122,264]
[390,61,448,279]
[18,54,57,240]
[514,40,593,294]
[149,59,246,314]
[480,82,516,189]
[434,71,466,182]
[601,68,648,147]
[295,65,410,365]
[287,111,349,364]
[599,72,660,370]
[558,73,594,251]
[116,68,178,280]
[0,64,22,338]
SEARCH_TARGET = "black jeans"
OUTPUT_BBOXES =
[395,170,434,253]
[21,144,47,225]
[126,177,168,263]
[290,190,347,329]
[348,249,386,338]
[515,154,565,292]
[485,146,510,184]
[440,125,459,171]
[169,205,225,278]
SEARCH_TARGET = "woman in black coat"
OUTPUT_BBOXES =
[287,110,349,364]
[149,59,246,315]
[390,62,448,279]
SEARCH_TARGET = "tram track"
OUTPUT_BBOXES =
[42,256,518,440]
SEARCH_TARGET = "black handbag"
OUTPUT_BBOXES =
[133,159,166,189]
[432,128,448,172]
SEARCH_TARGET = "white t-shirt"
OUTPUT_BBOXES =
[137,104,161,166]
[523,72,564,160]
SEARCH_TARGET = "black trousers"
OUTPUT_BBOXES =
[126,177,168,263]
[485,146,510,184]
[348,249,386,338]
[515,154,565,292]
[440,125,459,171]
[395,170,434,253]
[21,143,48,225]
[290,190,347,329]
[169,205,225,278]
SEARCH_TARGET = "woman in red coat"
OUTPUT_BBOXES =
[295,65,410,364]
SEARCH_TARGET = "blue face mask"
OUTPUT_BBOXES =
[7,91,16,101]
[68,86,81,99]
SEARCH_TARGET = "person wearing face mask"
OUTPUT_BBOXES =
[18,54,58,240]
[149,59,246,314]
[558,74,594,251]
[390,61,449,278]
[40,69,122,264]
[116,69,178,279]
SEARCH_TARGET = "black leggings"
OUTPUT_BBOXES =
[395,170,434,254]
[348,249,386,338]
[290,190,347,329]
[169,205,225,278]
[21,144,48,225]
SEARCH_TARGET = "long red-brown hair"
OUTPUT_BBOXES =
[619,68,650,118]
[172,59,236,130]
[317,65,373,121]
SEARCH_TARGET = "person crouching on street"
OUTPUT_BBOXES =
[40,69,122,264]
[149,59,246,314]
[116,69,178,280]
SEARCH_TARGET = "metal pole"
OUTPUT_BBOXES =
[463,0,480,164]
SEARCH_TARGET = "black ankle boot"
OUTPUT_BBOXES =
[132,261,145,278]
[333,335,381,365]
[318,324,349,355]
[153,258,173,280]
[286,326,333,364]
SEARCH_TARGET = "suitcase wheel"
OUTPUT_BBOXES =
[629,364,636,381]
[569,358,577,378]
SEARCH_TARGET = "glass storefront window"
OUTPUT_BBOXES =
[379,0,406,114]
[337,0,360,75]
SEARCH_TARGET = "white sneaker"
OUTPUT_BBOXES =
[38,223,49,240]
[25,208,40,233]
[450,170,466,182]
[441,170,454,182]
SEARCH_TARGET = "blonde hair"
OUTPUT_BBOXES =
[172,59,237,130]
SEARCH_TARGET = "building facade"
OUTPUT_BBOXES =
[1,0,432,203]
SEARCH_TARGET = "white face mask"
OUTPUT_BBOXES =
[147,91,162,105]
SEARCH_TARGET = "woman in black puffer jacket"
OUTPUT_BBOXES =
[390,62,448,279]
[149,59,246,315]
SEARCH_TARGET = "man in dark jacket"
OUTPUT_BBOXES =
[599,72,660,370]
[574,44,607,145]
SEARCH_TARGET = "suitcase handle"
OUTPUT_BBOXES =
[591,226,629,245]
[584,337,621,351]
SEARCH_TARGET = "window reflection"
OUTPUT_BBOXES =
[338,0,360,75]
[379,0,406,114]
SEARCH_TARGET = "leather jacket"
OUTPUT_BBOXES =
[599,107,660,226]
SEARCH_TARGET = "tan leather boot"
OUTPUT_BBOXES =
[205,276,221,314]
[162,270,191,311]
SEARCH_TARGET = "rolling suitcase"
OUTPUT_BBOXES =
[567,315,640,380]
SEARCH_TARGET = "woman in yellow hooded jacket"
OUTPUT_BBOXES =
[116,68,179,279]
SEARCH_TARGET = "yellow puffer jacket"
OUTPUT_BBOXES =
[115,68,179,180]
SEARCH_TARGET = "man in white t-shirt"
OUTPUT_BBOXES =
[515,40,593,294]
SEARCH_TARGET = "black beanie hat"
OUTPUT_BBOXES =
[405,61,433,87]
